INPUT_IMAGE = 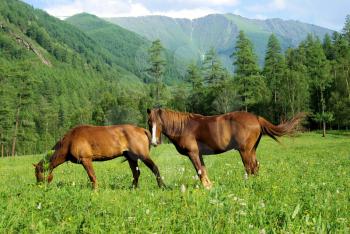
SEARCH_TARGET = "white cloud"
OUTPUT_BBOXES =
[154,8,220,19]
[273,0,286,10]
[44,0,220,19]
[246,0,287,13]
[177,0,239,6]
[254,14,267,20]
[45,0,152,18]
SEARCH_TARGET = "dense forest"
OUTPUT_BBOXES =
[0,0,349,156]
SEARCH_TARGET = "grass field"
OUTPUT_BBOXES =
[0,132,349,233]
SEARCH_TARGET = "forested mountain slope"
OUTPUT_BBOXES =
[107,14,333,69]
[0,0,149,155]
[66,13,185,84]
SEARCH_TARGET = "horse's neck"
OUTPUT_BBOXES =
[48,151,66,170]
[161,115,191,140]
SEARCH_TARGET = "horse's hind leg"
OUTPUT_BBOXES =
[127,158,140,188]
[141,158,165,188]
[239,149,259,178]
[81,158,97,189]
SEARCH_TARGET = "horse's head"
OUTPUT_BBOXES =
[147,108,162,146]
[33,161,45,183]
[33,160,53,184]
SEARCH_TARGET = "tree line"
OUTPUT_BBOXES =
[151,16,350,138]
[0,4,349,156]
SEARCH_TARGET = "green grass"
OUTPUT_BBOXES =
[0,132,349,233]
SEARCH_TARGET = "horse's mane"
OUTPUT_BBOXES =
[158,109,201,137]
[46,130,71,166]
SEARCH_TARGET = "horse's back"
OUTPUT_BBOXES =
[64,124,148,160]
[193,111,261,153]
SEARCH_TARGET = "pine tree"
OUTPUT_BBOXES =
[186,62,203,90]
[231,30,269,111]
[202,47,225,86]
[323,33,334,60]
[147,39,166,105]
[282,48,309,118]
[304,34,333,136]
[211,76,240,114]
[263,34,286,122]
[186,62,208,114]
[169,83,189,112]
[328,31,350,129]
[10,68,34,156]
[0,74,14,157]
[342,14,350,43]
[232,31,259,77]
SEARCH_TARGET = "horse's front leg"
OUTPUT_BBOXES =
[188,151,212,189]
[81,158,97,190]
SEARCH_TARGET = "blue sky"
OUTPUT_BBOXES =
[22,0,349,30]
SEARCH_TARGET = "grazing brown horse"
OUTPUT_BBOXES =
[147,108,304,189]
[33,124,165,189]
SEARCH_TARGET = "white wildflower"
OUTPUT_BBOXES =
[260,201,265,208]
[240,202,247,207]
[180,184,186,193]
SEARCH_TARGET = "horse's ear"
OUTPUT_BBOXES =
[32,163,37,167]
[147,108,151,114]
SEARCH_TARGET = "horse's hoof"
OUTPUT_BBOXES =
[204,183,213,190]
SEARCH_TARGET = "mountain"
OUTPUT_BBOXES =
[66,13,185,84]
[106,14,334,69]
[0,0,149,154]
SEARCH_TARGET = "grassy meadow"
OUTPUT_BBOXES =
[0,132,349,233]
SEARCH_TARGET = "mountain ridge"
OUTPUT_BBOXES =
[66,13,186,85]
[105,13,334,69]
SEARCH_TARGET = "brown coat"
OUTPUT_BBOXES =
[147,108,304,189]
[34,124,165,189]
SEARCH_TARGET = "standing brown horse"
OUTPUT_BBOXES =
[33,124,165,189]
[147,108,304,189]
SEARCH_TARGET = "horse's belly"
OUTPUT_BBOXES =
[92,154,122,161]
[198,140,238,155]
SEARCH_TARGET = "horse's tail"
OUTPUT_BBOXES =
[258,113,305,143]
[144,129,152,150]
